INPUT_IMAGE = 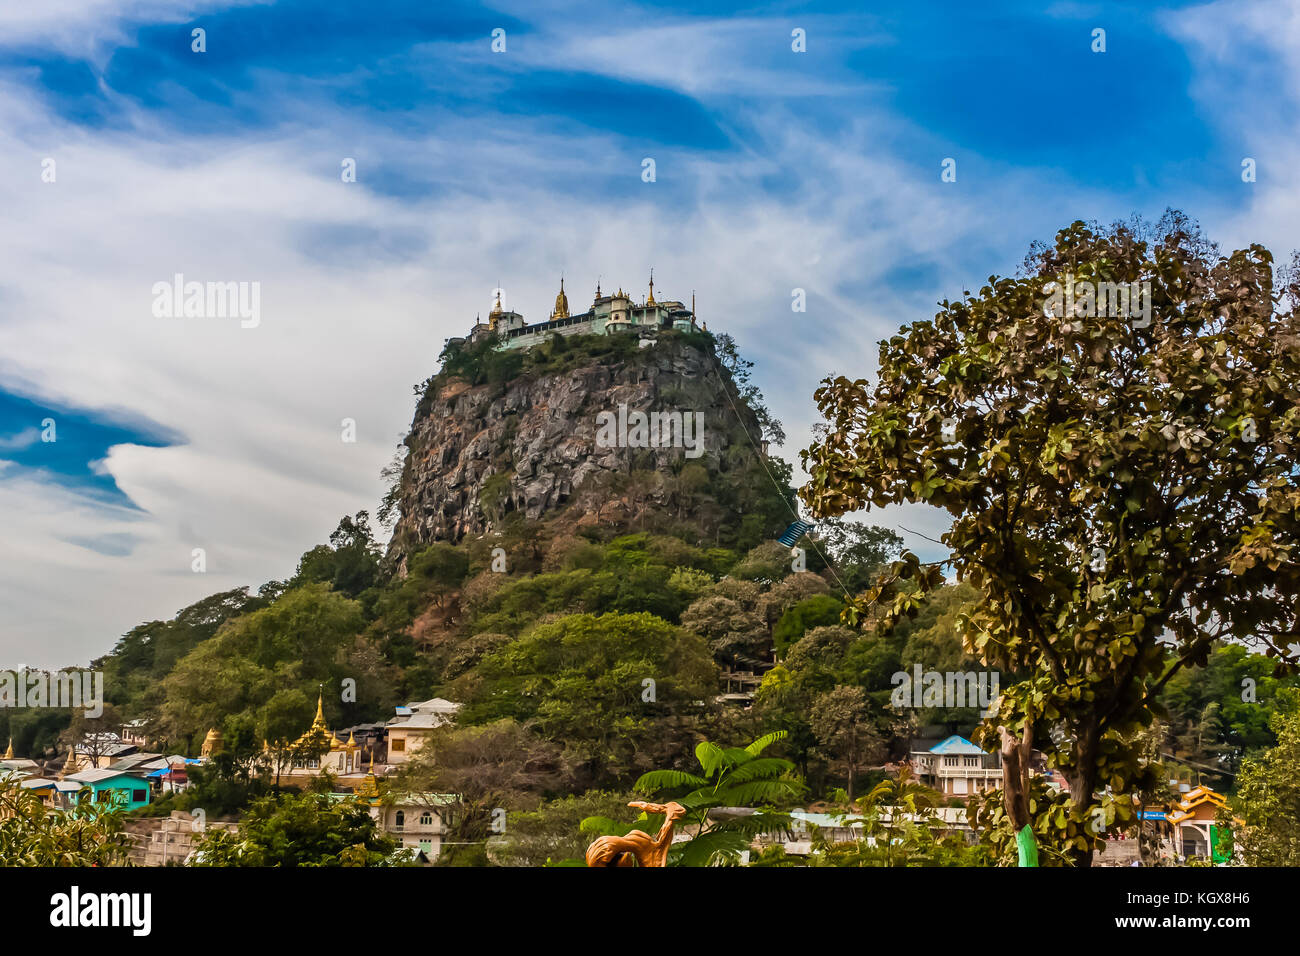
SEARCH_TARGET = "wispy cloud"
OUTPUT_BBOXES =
[0,0,1294,665]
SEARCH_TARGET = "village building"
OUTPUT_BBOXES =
[1167,784,1236,862]
[909,735,1003,798]
[124,810,238,866]
[385,697,460,766]
[63,767,152,810]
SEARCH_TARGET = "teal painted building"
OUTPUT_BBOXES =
[65,768,151,810]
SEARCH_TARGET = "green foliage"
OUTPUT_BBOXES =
[809,685,884,801]
[0,778,132,866]
[1232,688,1300,865]
[967,772,1129,866]
[191,789,398,866]
[291,512,382,599]
[623,730,806,866]
[158,583,370,747]
[813,517,904,593]
[774,594,845,656]
[489,790,635,866]
[1161,643,1300,781]
[809,765,988,867]
[802,212,1300,863]
[462,613,717,781]
[89,587,269,735]
[391,719,566,866]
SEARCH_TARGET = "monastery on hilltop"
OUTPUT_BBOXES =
[456,273,703,351]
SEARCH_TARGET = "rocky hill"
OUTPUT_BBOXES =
[387,331,790,569]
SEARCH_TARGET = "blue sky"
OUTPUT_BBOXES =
[1,0,1297,666]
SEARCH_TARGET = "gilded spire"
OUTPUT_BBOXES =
[358,747,379,801]
[313,691,326,728]
[3,737,13,760]
[552,276,570,320]
[59,748,77,779]
[489,288,503,332]
[647,269,655,306]
[201,727,224,758]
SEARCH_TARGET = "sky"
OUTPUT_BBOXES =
[1,0,1297,667]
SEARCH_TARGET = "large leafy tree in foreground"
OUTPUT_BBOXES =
[801,213,1300,864]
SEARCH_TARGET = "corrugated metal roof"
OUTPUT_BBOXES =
[928,734,987,755]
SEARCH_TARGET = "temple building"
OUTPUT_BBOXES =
[459,274,701,351]
[266,693,366,785]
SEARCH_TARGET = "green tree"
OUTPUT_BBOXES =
[392,719,567,866]
[801,213,1300,865]
[681,579,769,666]
[809,685,883,801]
[773,594,844,657]
[813,517,903,593]
[462,612,717,783]
[1232,689,1300,866]
[191,790,397,866]
[158,584,366,748]
[293,512,382,599]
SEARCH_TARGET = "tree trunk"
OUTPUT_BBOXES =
[1065,721,1101,868]
[1000,722,1037,867]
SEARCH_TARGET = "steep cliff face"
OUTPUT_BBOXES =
[387,334,782,567]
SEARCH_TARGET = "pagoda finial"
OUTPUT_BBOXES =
[552,275,570,319]
[647,268,656,305]
[3,737,13,760]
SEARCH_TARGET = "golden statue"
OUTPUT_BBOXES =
[585,800,687,867]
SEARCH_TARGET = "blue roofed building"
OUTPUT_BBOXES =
[910,735,1003,799]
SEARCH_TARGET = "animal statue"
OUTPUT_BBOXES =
[585,800,688,867]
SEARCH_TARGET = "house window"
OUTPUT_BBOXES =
[420,811,433,826]
[395,810,405,831]
[391,738,405,752]
[132,789,147,803]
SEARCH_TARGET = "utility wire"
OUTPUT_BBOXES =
[705,365,855,602]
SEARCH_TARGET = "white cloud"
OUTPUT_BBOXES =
[0,20,1130,666]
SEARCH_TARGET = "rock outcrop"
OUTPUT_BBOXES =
[387,335,775,567]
